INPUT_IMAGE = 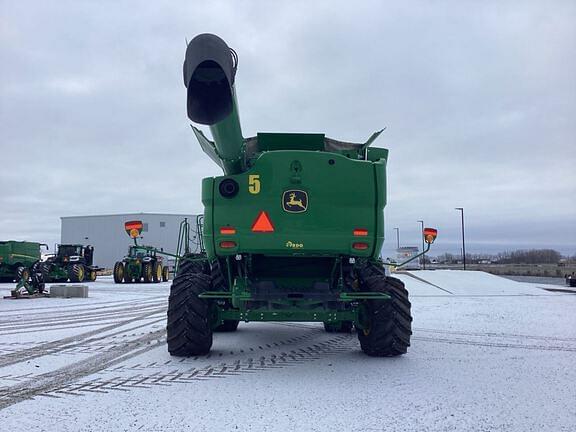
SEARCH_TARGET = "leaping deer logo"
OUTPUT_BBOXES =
[286,192,306,209]
[283,190,308,213]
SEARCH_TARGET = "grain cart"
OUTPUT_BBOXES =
[40,244,101,283]
[113,221,169,283]
[0,241,45,282]
[167,34,437,357]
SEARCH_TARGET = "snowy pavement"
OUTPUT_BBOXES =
[0,271,574,431]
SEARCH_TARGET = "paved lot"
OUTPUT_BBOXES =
[0,271,574,431]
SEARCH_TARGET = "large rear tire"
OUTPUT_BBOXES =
[143,262,153,283]
[68,264,85,283]
[16,266,30,282]
[167,273,213,356]
[357,264,412,357]
[162,266,170,282]
[152,262,162,283]
[113,262,124,283]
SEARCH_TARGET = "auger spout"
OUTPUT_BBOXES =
[184,33,244,175]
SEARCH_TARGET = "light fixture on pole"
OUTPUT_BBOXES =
[454,207,466,270]
[417,220,425,270]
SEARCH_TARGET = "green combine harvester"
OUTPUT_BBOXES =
[0,241,45,282]
[167,34,437,357]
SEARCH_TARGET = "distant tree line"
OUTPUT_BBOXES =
[495,249,561,264]
[433,249,571,265]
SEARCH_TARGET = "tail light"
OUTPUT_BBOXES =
[352,242,369,250]
[220,227,236,235]
[219,241,237,249]
[353,229,368,236]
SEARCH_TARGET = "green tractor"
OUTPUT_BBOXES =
[39,244,102,283]
[166,34,437,357]
[0,241,46,282]
[113,221,170,284]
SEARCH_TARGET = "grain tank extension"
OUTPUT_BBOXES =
[167,33,437,357]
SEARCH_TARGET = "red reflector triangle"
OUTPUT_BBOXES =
[251,211,274,232]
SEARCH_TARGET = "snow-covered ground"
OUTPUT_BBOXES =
[0,271,574,431]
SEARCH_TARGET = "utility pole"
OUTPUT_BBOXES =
[455,207,466,270]
[393,227,400,249]
[417,220,425,269]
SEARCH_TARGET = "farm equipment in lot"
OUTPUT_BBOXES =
[39,244,102,283]
[114,246,169,284]
[162,33,437,357]
[0,241,46,282]
[113,221,169,284]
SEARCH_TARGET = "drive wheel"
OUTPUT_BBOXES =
[39,263,51,283]
[113,262,124,283]
[16,266,30,282]
[357,267,412,357]
[167,272,213,356]
[153,262,162,283]
[162,266,170,282]
[143,262,153,283]
[324,321,353,333]
[177,254,207,276]
[68,264,85,283]
[88,270,97,282]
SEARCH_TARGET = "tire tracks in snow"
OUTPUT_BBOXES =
[0,308,166,367]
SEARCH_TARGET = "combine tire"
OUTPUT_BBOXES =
[324,321,353,333]
[113,262,124,283]
[68,264,85,283]
[167,273,213,356]
[177,255,207,276]
[16,266,30,282]
[162,266,170,282]
[357,263,412,357]
[211,260,239,332]
[153,262,162,283]
[143,263,153,283]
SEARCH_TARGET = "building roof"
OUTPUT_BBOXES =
[61,212,197,220]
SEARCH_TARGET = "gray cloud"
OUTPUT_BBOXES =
[1,0,574,255]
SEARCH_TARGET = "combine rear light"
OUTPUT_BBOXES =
[352,242,369,250]
[353,229,368,236]
[219,241,237,249]
[220,227,236,235]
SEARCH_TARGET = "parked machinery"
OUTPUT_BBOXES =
[165,34,437,357]
[0,240,45,282]
[39,244,102,283]
[113,221,169,284]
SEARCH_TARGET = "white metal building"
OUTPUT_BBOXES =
[60,213,200,269]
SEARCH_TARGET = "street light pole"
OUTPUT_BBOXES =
[455,207,466,270]
[417,220,425,269]
[393,227,400,249]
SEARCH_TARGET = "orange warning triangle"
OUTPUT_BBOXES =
[251,211,274,232]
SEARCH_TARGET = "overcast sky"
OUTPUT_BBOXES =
[1,0,574,256]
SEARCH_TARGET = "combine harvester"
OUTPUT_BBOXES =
[161,34,437,357]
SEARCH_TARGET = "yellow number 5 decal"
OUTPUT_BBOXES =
[248,174,261,194]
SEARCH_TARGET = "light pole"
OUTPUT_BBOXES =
[393,227,400,249]
[455,207,466,270]
[417,220,425,269]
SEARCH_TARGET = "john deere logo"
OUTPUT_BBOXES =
[283,190,308,213]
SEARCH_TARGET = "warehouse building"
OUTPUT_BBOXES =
[61,213,200,269]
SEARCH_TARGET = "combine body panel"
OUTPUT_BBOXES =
[0,241,41,282]
[166,33,434,357]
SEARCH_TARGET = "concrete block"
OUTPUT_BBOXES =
[50,284,89,298]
